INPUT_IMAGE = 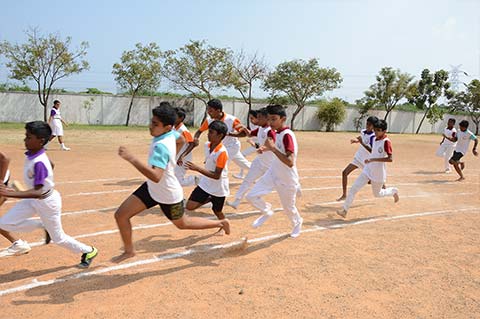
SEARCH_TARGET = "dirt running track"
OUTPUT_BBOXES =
[0,127,479,318]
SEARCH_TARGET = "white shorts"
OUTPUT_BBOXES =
[350,157,365,169]
[50,121,64,136]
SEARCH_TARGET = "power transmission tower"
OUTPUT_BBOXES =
[450,64,469,92]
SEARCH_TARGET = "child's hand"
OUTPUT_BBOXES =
[364,159,371,164]
[473,149,478,156]
[356,136,362,143]
[246,138,256,147]
[0,185,14,197]
[185,161,200,171]
[263,138,275,151]
[118,146,135,162]
[256,148,264,154]
[351,138,359,144]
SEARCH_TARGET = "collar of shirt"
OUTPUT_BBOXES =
[375,134,388,141]
[25,148,46,160]
[276,126,290,133]
[152,130,175,142]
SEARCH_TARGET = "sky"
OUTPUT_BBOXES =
[0,0,479,102]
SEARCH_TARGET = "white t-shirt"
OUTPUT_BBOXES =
[442,127,457,146]
[23,149,54,194]
[363,136,393,183]
[198,142,229,197]
[249,125,276,166]
[269,127,299,185]
[199,113,242,148]
[354,129,375,163]
[455,129,477,155]
[146,130,184,204]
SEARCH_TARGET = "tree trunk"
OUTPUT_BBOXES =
[126,93,136,126]
[43,103,48,122]
[383,110,390,121]
[415,109,429,134]
[290,105,304,130]
[247,102,252,127]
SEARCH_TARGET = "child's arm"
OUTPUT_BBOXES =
[472,138,478,156]
[185,162,223,180]
[0,152,10,182]
[263,137,294,167]
[61,119,68,127]
[365,154,393,164]
[440,135,446,144]
[228,130,249,138]
[118,146,164,183]
[357,136,372,152]
[176,134,186,157]
[0,184,44,199]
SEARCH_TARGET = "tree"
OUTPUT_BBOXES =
[226,50,268,126]
[112,42,162,126]
[262,59,342,129]
[162,40,232,122]
[360,67,413,121]
[317,98,347,132]
[353,97,375,130]
[0,28,89,121]
[450,79,480,134]
[408,69,454,134]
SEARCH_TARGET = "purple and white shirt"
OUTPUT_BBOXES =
[24,149,54,194]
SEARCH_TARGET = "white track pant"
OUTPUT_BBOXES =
[234,158,269,201]
[246,171,302,226]
[226,143,251,171]
[0,191,91,254]
[343,173,398,211]
[174,165,196,186]
[242,146,257,157]
[436,144,455,170]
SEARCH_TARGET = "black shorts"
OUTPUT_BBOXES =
[450,151,464,162]
[133,182,184,220]
[188,186,226,212]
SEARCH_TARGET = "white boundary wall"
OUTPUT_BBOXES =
[0,91,472,134]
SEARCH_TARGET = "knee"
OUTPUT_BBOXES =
[114,209,126,222]
[171,219,187,230]
[342,169,349,177]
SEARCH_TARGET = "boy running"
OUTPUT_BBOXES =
[337,116,378,201]
[47,100,71,151]
[246,104,303,238]
[436,118,457,173]
[185,121,230,235]
[0,122,97,267]
[337,119,399,218]
[448,120,478,181]
[173,107,198,186]
[113,105,230,262]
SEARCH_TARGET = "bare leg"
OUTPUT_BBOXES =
[337,163,358,201]
[171,215,230,235]
[0,229,17,243]
[58,136,64,144]
[112,195,147,263]
[450,160,464,181]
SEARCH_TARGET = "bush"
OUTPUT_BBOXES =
[317,98,347,132]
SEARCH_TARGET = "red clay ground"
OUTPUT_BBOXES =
[0,127,479,318]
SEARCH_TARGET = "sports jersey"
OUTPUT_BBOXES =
[455,129,477,155]
[354,129,375,163]
[198,142,229,197]
[250,125,276,166]
[363,135,393,183]
[442,127,457,146]
[23,149,54,195]
[270,127,299,184]
[146,130,184,204]
[199,113,242,148]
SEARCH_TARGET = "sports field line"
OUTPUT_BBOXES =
[0,205,478,297]
[1,191,474,251]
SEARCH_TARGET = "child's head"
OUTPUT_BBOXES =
[53,100,61,109]
[447,118,456,128]
[266,104,287,131]
[366,116,378,131]
[25,121,52,150]
[248,110,259,126]
[459,120,469,131]
[150,103,176,137]
[206,99,223,119]
[207,120,228,144]
[174,107,187,126]
[256,107,269,127]
[373,119,388,139]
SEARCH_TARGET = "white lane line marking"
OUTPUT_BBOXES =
[1,192,474,251]
[0,206,478,297]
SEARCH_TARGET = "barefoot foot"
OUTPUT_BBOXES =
[220,219,231,235]
[393,193,400,203]
[336,195,346,201]
[456,177,465,182]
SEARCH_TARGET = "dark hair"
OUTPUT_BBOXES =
[366,116,378,125]
[448,118,456,124]
[207,99,223,111]
[266,104,286,117]
[256,107,268,117]
[459,120,469,128]
[374,119,388,131]
[159,101,172,108]
[175,107,187,121]
[25,121,52,145]
[208,120,228,139]
[152,104,176,126]
[53,100,60,105]
[248,110,258,117]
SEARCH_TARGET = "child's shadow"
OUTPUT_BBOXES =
[0,266,71,284]
[103,178,143,187]
[304,215,387,228]
[134,233,216,254]
[11,235,288,305]
[303,202,374,214]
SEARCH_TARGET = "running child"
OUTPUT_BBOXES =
[227,108,276,209]
[337,116,378,201]
[178,99,251,179]
[113,105,230,262]
[173,107,198,186]
[0,122,97,267]
[448,120,478,181]
[337,119,399,218]
[48,100,70,151]
[184,120,230,235]
[246,104,303,238]
[436,118,457,173]
[236,110,260,179]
